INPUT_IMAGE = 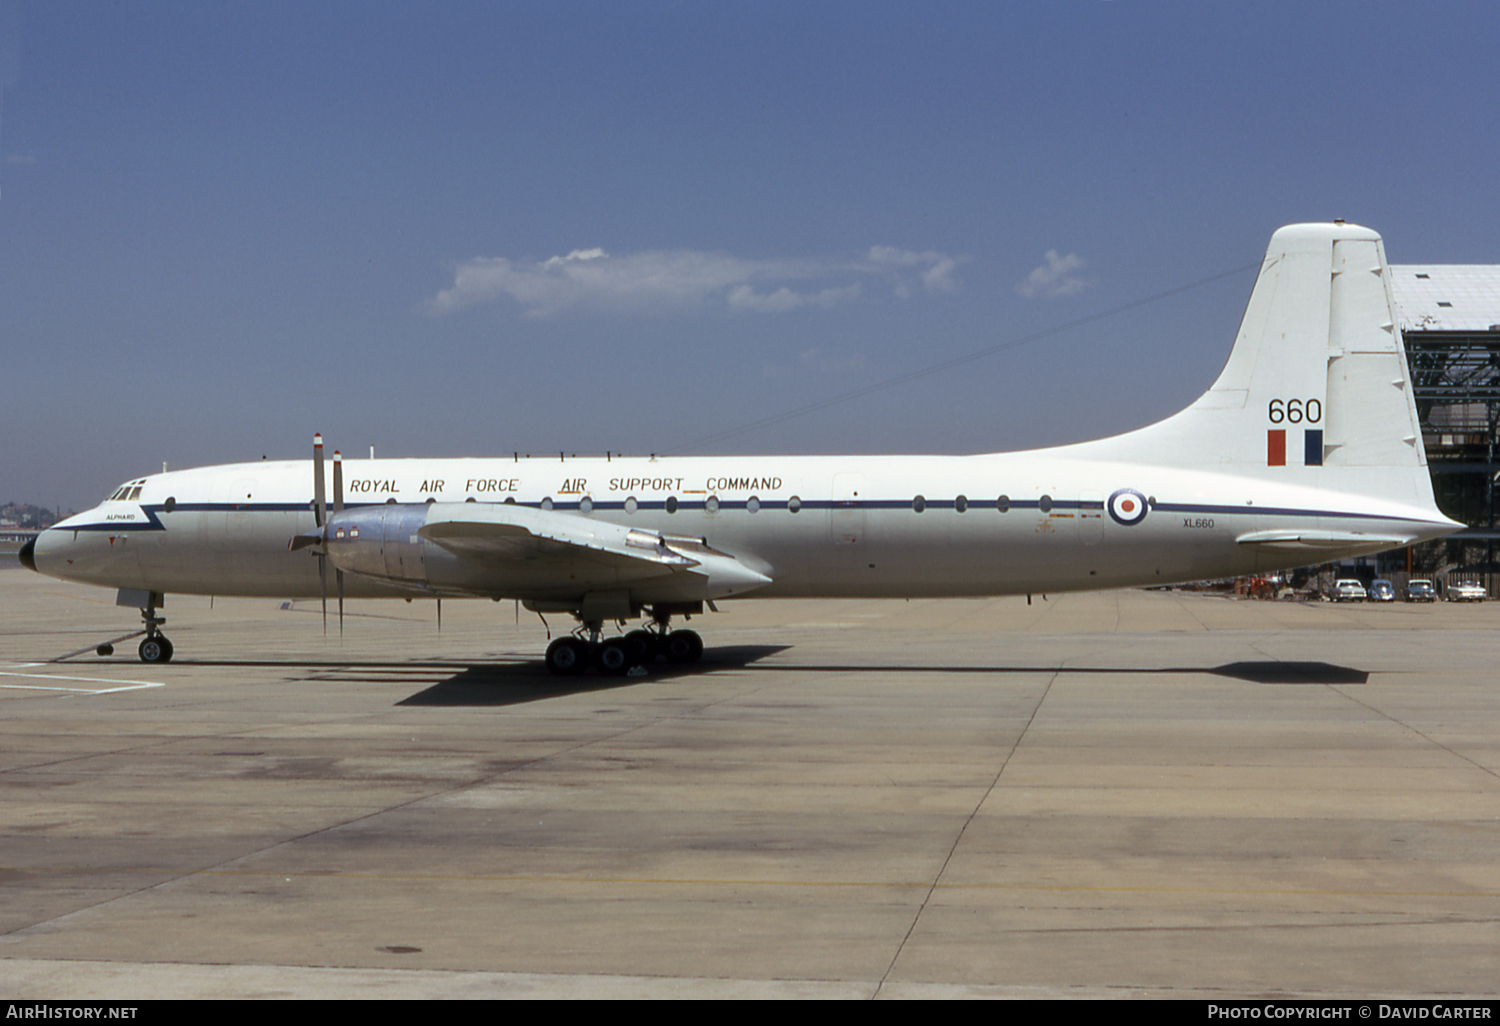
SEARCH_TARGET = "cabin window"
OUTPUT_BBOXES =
[955,495,968,513]
[912,495,926,513]
[788,496,802,514]
[997,494,1010,513]
[540,497,554,511]
[579,496,594,514]
[747,496,760,514]
[164,497,176,512]
[624,496,638,514]
[666,496,679,514]
[705,495,720,514]
[1039,494,1053,513]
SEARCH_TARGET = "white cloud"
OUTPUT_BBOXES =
[427,245,962,318]
[867,246,962,297]
[762,346,866,380]
[1016,249,1091,299]
[727,282,863,313]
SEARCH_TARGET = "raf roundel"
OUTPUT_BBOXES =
[1107,488,1149,527]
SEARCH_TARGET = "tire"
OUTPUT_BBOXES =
[596,639,631,676]
[139,636,173,664]
[545,637,589,676]
[663,629,703,665]
[624,630,658,665]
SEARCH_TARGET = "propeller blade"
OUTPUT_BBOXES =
[332,448,344,635]
[313,434,328,635]
[313,433,327,528]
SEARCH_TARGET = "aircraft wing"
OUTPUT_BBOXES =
[323,501,773,608]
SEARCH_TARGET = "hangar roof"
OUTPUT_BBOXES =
[1389,265,1500,333]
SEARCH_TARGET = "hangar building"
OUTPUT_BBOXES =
[1386,265,1500,584]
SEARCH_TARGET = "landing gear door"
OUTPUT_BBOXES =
[830,473,865,545]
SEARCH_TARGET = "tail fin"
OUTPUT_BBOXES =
[1066,222,1442,513]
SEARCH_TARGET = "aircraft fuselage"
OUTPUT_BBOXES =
[34,451,1453,602]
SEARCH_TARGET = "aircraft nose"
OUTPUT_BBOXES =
[18,535,38,572]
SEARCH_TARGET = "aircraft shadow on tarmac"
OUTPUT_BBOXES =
[63,649,1363,705]
[1207,661,1368,685]
[395,644,791,706]
[751,660,1367,685]
[393,654,1365,707]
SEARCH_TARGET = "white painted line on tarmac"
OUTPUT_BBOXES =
[0,665,166,694]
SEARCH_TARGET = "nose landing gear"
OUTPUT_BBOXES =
[58,590,174,663]
[136,599,173,663]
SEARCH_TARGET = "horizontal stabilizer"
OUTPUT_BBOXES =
[1235,529,1418,551]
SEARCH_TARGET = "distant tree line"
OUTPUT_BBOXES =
[0,503,73,530]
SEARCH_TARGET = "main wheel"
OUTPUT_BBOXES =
[596,639,632,676]
[663,629,703,665]
[545,637,590,676]
[623,629,658,665]
[139,636,174,664]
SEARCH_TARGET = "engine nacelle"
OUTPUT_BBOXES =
[324,504,437,588]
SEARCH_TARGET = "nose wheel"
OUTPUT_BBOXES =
[139,635,174,663]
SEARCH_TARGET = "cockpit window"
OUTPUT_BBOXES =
[107,480,146,502]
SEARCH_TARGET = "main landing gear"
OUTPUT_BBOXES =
[544,610,703,677]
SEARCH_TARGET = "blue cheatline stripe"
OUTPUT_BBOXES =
[54,494,1436,534]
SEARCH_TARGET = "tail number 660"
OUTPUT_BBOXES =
[1268,398,1321,424]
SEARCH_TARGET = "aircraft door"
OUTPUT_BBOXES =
[830,473,865,545]
[208,474,259,548]
[1078,489,1104,546]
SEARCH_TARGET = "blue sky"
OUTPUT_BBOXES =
[4,1,1498,514]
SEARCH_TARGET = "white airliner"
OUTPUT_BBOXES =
[22,223,1462,673]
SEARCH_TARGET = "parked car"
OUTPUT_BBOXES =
[1403,579,1437,602]
[1446,581,1487,602]
[1368,579,1396,602]
[1332,579,1367,602]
